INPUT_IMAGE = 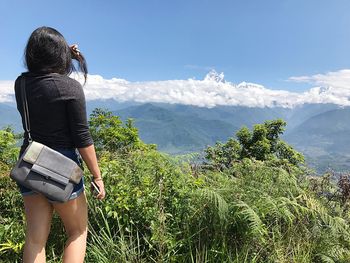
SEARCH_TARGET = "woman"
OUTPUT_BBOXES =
[14,26,105,262]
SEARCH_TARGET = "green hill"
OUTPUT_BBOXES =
[1,100,350,172]
[285,108,350,171]
[0,104,21,130]
[115,103,238,154]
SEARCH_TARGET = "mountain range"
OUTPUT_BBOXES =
[1,99,348,173]
[114,102,350,173]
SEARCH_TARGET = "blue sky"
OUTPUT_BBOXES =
[1,0,350,92]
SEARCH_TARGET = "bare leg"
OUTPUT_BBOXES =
[53,192,88,263]
[23,194,53,263]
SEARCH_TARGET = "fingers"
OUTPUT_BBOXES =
[96,190,105,200]
[70,44,81,58]
[92,180,106,200]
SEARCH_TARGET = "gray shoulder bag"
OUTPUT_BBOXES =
[10,75,83,202]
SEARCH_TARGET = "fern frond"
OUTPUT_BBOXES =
[233,200,267,239]
[200,188,229,223]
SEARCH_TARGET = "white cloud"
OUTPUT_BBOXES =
[288,69,350,106]
[1,69,350,108]
[0,81,15,103]
[289,69,350,88]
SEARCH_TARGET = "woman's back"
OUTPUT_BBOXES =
[15,72,93,153]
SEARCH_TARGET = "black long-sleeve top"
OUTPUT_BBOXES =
[14,72,93,154]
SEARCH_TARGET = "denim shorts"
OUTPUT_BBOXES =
[17,147,85,202]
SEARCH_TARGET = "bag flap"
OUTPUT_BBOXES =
[23,142,83,184]
[32,164,70,186]
[23,141,44,164]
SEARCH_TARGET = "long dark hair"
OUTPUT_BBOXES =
[24,26,88,83]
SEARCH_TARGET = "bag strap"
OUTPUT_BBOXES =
[20,75,32,142]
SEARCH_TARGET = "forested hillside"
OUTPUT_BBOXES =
[1,101,349,172]
[1,110,350,262]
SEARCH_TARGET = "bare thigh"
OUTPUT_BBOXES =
[23,194,53,243]
[53,192,88,237]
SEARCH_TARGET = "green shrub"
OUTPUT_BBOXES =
[0,114,350,262]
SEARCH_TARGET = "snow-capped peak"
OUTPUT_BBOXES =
[204,69,225,83]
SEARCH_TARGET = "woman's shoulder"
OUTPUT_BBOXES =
[14,73,26,85]
[53,74,82,87]
[14,73,27,93]
[52,74,85,99]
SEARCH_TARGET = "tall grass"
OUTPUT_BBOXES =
[87,206,145,263]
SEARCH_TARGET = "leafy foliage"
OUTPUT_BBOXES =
[89,108,156,154]
[0,127,19,174]
[205,119,304,171]
[0,113,350,262]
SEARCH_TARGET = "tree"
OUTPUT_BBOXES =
[89,108,156,154]
[204,138,241,171]
[205,119,304,169]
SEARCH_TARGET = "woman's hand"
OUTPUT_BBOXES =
[77,145,105,200]
[91,178,106,200]
[70,44,81,59]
